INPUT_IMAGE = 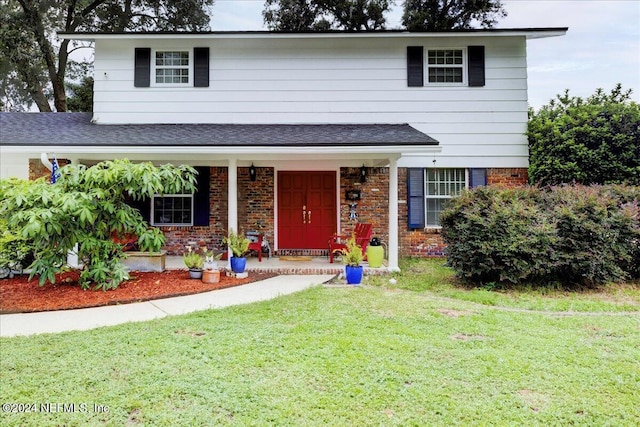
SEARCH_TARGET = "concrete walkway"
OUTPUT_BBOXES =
[0,275,334,338]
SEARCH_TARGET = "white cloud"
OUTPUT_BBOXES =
[502,0,640,107]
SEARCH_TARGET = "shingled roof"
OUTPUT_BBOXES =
[0,113,438,147]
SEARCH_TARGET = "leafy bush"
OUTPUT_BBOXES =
[441,185,639,289]
[0,218,36,273]
[0,160,197,290]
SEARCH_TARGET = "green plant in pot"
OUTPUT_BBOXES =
[341,234,364,285]
[183,246,205,279]
[203,248,223,271]
[223,229,251,274]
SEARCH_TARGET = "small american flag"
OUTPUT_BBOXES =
[51,156,61,183]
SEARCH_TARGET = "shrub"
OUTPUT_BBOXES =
[543,185,638,286]
[0,160,197,290]
[441,185,639,289]
[440,186,555,286]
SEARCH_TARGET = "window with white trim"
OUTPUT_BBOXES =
[427,49,465,84]
[154,51,189,84]
[425,168,466,226]
[151,194,194,226]
[407,168,487,229]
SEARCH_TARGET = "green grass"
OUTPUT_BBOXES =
[2,259,639,426]
[370,258,640,313]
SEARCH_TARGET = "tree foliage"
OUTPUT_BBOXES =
[0,160,197,290]
[528,84,640,186]
[1,0,214,112]
[263,0,392,31]
[402,0,507,30]
[66,76,94,112]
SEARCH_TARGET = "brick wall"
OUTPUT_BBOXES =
[339,167,389,244]
[238,166,275,247]
[487,168,528,187]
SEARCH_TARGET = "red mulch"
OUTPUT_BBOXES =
[0,270,277,314]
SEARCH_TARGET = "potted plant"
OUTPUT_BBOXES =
[202,249,223,284]
[183,246,205,279]
[223,229,251,274]
[341,234,364,285]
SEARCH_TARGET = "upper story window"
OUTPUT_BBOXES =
[135,48,209,88]
[154,51,190,84]
[407,46,485,88]
[427,49,464,84]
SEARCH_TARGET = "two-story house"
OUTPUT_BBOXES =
[0,28,567,270]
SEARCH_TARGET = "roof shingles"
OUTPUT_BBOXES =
[0,113,438,147]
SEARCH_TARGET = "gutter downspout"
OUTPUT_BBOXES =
[40,153,53,171]
[42,153,80,268]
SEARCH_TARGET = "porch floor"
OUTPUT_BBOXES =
[165,255,389,276]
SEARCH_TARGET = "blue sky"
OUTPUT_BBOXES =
[211,0,640,109]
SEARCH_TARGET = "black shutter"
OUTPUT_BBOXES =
[468,45,485,87]
[407,46,424,87]
[469,168,487,188]
[193,166,210,226]
[407,168,425,229]
[126,197,151,223]
[134,48,151,87]
[193,47,209,88]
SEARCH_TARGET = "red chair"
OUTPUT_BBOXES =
[110,231,138,251]
[329,223,373,263]
[246,232,264,262]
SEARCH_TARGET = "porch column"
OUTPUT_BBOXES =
[228,158,238,266]
[388,157,400,272]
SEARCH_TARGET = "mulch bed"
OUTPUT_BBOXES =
[0,270,277,314]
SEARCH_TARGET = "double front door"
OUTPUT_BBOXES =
[278,171,336,250]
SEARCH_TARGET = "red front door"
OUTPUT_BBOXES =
[278,171,336,250]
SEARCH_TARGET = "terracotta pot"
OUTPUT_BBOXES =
[202,269,220,284]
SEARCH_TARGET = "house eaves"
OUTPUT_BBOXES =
[58,28,568,41]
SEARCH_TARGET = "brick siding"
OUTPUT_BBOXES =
[339,167,389,244]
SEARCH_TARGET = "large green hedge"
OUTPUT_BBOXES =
[528,85,640,186]
[440,185,639,288]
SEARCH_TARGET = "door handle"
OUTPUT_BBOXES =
[308,210,311,224]
[302,205,306,224]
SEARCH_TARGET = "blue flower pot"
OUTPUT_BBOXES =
[230,257,247,274]
[345,265,363,285]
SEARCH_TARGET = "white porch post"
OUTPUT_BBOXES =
[388,157,400,272]
[228,158,238,267]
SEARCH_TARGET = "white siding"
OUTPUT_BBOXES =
[92,35,530,167]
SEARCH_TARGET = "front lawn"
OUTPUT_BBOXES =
[1,259,638,426]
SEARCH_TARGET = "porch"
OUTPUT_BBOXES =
[164,255,390,276]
